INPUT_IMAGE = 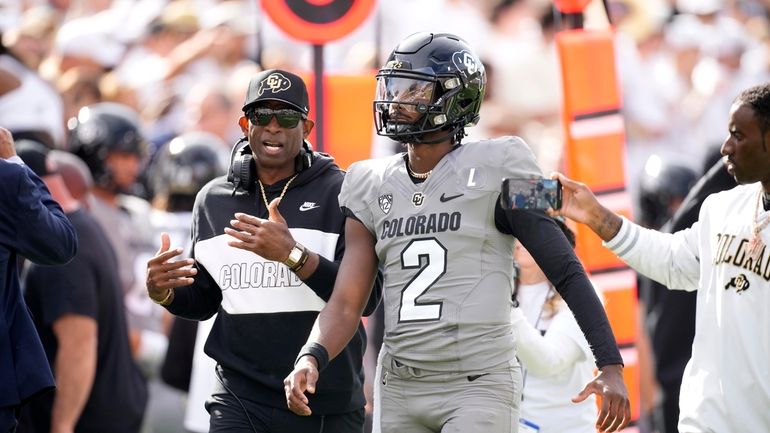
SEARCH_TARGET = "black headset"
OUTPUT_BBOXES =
[227,137,313,194]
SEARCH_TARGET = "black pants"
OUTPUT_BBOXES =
[653,385,681,433]
[206,391,364,433]
[0,406,19,433]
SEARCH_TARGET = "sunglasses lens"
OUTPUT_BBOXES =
[276,112,301,128]
[251,109,302,128]
[254,112,272,125]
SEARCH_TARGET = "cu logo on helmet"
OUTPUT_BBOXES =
[259,73,291,96]
[452,50,478,75]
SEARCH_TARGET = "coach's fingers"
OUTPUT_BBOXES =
[267,198,286,225]
[157,233,171,255]
[148,247,185,265]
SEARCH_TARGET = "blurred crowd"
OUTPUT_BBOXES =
[3,0,770,195]
[2,0,770,433]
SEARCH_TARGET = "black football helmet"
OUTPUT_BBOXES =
[67,102,147,192]
[638,155,697,229]
[148,131,226,203]
[374,32,486,144]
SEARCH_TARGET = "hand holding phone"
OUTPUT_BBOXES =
[501,178,562,211]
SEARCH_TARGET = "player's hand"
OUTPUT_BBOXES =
[146,233,196,302]
[573,364,631,432]
[0,127,17,159]
[224,198,295,262]
[284,356,319,416]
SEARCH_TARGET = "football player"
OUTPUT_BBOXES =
[285,32,631,433]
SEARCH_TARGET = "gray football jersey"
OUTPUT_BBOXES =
[340,137,542,372]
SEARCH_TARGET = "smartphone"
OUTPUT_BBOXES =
[501,178,562,210]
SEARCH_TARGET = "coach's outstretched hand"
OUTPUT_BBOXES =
[284,355,320,416]
[573,364,631,432]
[146,233,197,305]
[550,172,623,242]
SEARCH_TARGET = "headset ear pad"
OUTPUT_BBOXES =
[228,139,255,192]
[235,153,254,189]
[294,140,314,172]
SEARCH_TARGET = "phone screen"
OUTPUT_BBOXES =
[501,178,562,210]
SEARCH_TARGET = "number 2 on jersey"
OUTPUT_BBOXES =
[398,238,446,322]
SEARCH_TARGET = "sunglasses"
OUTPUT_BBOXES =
[247,108,305,128]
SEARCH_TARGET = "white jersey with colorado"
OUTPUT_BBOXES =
[605,183,770,433]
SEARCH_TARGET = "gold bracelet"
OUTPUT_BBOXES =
[153,288,174,306]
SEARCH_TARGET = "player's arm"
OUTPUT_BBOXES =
[498,206,630,432]
[50,314,97,433]
[498,206,621,366]
[310,218,378,356]
[284,217,378,416]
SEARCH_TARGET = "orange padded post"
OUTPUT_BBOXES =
[301,72,376,169]
[556,28,640,423]
[553,0,592,13]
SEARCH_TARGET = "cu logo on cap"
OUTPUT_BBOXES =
[452,50,477,75]
[258,73,291,96]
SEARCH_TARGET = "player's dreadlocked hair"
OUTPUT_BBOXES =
[736,83,770,151]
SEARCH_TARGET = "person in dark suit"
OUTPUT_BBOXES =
[0,127,78,433]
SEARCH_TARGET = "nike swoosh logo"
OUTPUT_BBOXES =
[467,373,489,382]
[440,193,464,202]
[299,204,320,212]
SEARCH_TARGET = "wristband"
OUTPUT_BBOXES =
[295,342,329,373]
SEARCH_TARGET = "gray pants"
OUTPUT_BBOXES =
[372,351,522,433]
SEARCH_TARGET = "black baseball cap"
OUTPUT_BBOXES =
[242,69,310,115]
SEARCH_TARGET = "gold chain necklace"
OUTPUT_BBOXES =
[406,161,432,179]
[747,186,770,260]
[258,174,298,209]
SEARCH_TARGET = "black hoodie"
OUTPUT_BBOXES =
[167,151,381,414]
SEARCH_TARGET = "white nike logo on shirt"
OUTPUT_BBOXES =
[299,202,320,212]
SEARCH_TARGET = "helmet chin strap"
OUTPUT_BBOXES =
[410,123,466,145]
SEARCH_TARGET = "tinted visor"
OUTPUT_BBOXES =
[375,76,435,113]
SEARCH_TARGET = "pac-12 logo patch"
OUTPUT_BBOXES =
[378,193,393,214]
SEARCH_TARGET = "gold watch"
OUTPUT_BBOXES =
[284,242,308,272]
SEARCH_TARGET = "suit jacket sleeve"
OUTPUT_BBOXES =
[0,162,77,264]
